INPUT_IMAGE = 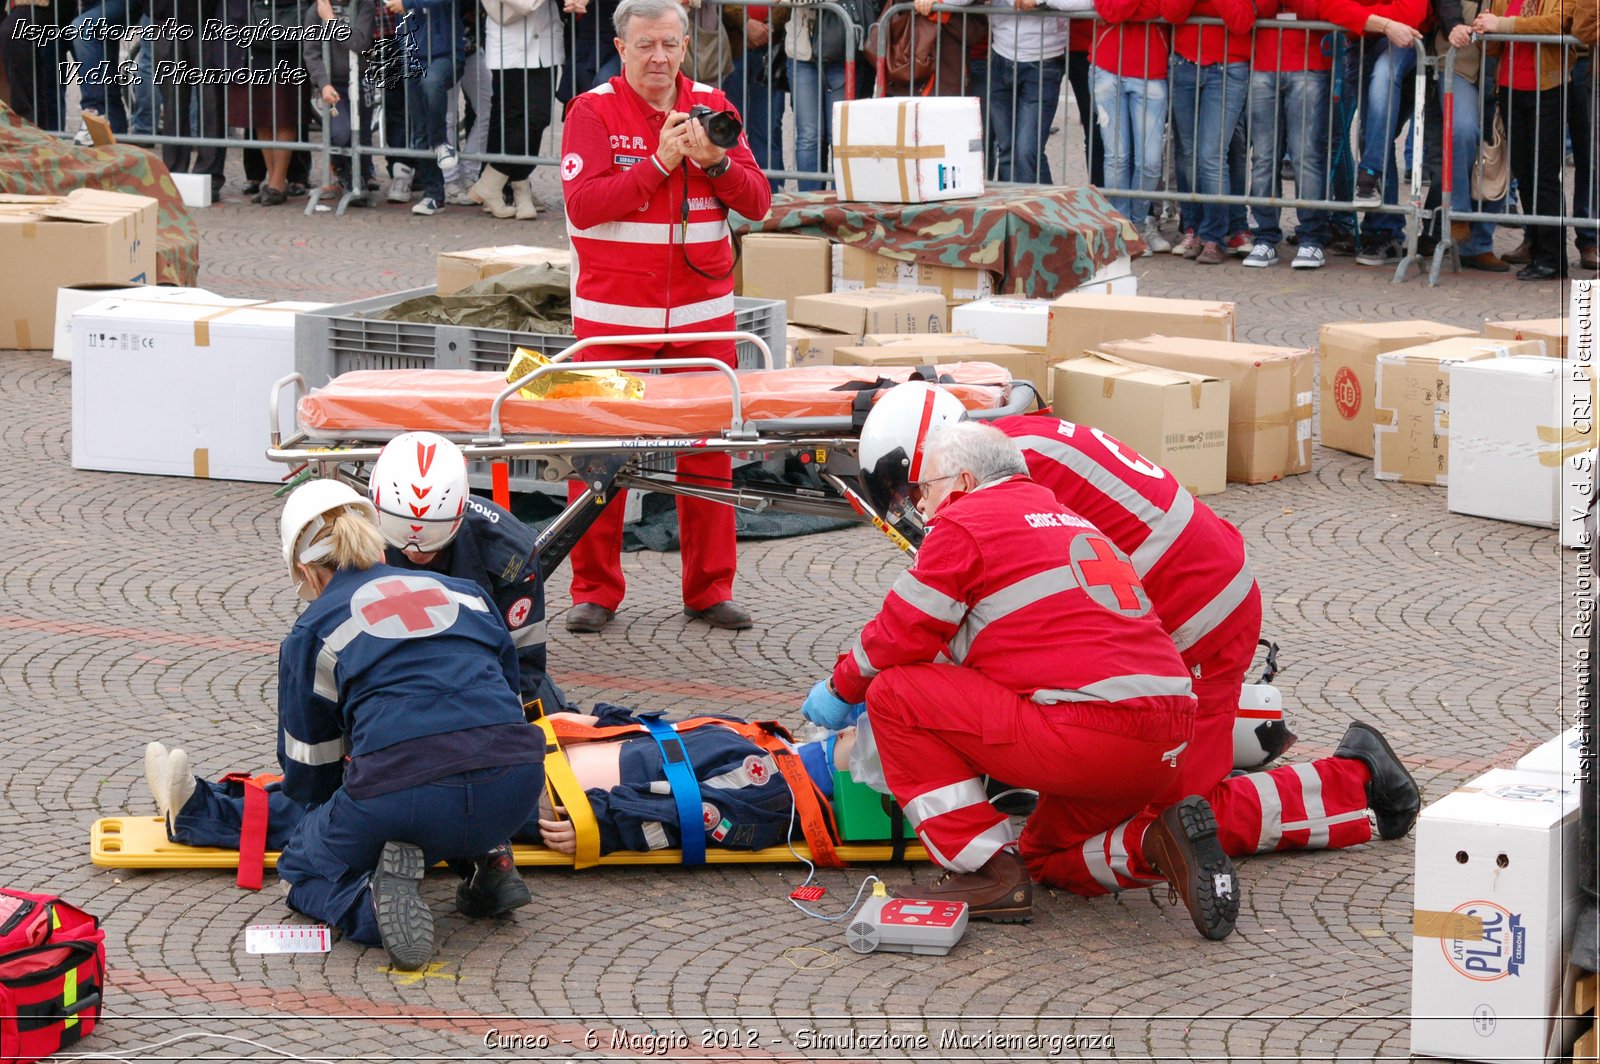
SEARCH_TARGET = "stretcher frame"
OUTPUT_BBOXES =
[268,332,1034,571]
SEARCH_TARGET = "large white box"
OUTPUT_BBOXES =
[831,97,984,204]
[1449,357,1577,528]
[951,298,1051,348]
[1411,768,1582,1064]
[54,284,219,362]
[1515,728,1586,788]
[71,297,327,483]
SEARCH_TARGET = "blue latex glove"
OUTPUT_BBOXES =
[802,679,864,730]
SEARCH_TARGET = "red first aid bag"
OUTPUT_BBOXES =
[0,889,106,1064]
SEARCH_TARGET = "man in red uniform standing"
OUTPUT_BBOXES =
[806,413,1242,940]
[559,0,772,634]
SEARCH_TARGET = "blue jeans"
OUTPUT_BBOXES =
[1356,38,1415,239]
[1248,68,1331,247]
[1092,67,1167,223]
[1440,71,1499,254]
[277,763,542,945]
[70,1,153,134]
[1170,57,1249,244]
[789,56,848,191]
[723,45,781,191]
[171,777,308,852]
[988,53,1066,183]
[405,54,460,201]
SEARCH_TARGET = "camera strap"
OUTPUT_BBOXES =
[678,160,739,283]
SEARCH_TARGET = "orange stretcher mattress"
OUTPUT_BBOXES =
[298,362,1013,438]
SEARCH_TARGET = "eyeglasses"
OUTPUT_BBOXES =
[912,474,959,494]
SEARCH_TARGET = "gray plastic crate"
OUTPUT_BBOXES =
[295,286,786,388]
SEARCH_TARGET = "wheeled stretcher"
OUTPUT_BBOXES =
[268,333,1032,571]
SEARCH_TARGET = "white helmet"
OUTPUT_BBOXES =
[280,479,379,601]
[369,432,470,554]
[857,382,967,517]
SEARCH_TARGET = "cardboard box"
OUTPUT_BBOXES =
[741,234,832,313]
[952,298,1053,350]
[1047,294,1237,367]
[169,172,213,209]
[1484,317,1566,355]
[1317,320,1479,457]
[1096,336,1313,483]
[436,245,572,296]
[1371,338,1546,486]
[790,288,946,337]
[831,243,994,306]
[71,296,328,483]
[0,189,160,350]
[1448,356,1589,527]
[1052,353,1230,496]
[863,332,977,346]
[54,283,219,362]
[1514,728,1585,788]
[831,97,984,204]
[786,325,857,367]
[834,342,1046,397]
[1411,768,1581,1064]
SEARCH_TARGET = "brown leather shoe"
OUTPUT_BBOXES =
[1462,251,1510,273]
[564,602,615,633]
[1582,246,1599,271]
[920,848,1033,923]
[1503,239,1533,265]
[1140,796,1240,941]
[1450,221,1470,244]
[683,600,752,630]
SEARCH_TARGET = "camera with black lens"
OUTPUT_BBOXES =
[687,104,742,149]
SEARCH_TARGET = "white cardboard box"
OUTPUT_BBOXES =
[1449,357,1576,528]
[1411,768,1582,1064]
[71,296,327,483]
[951,298,1052,348]
[54,284,219,362]
[1514,728,1586,788]
[169,172,213,209]
[831,97,984,204]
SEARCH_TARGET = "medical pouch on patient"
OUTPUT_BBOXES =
[0,889,106,1064]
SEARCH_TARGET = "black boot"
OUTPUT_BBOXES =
[1335,722,1421,840]
[455,843,532,918]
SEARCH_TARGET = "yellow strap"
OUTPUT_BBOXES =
[536,719,602,870]
[50,907,79,1027]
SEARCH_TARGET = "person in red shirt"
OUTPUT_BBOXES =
[559,0,772,634]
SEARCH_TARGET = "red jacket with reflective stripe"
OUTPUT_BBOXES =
[560,73,772,349]
[831,476,1194,740]
[997,415,1258,667]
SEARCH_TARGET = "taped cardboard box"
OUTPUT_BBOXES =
[1096,336,1313,483]
[1372,337,1546,486]
[835,342,1046,402]
[831,243,994,306]
[1053,353,1230,496]
[791,288,946,337]
[741,234,832,313]
[786,325,857,367]
[831,97,985,204]
[1047,294,1237,367]
[1411,768,1581,1064]
[1448,355,1590,528]
[54,283,219,362]
[1515,727,1585,788]
[863,332,977,346]
[0,189,160,350]
[437,245,572,296]
[1317,320,1478,458]
[71,296,328,483]
[1484,317,1566,355]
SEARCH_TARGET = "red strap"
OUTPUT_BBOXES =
[218,773,277,890]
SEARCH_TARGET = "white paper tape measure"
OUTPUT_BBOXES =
[245,924,332,954]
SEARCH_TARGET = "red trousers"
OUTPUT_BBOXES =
[868,663,1189,874]
[566,333,739,611]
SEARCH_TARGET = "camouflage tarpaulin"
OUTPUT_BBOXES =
[733,186,1143,298]
[0,101,199,287]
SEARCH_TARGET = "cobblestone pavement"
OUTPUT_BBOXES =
[0,185,1581,1062]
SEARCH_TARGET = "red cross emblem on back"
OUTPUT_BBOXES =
[362,579,451,631]
[1072,535,1149,615]
[352,575,460,638]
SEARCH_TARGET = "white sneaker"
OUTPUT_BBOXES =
[411,196,443,215]
[436,144,461,183]
[1242,242,1279,268]
[73,117,95,146]
[1291,245,1327,269]
[1141,219,1173,255]
[386,163,414,203]
[147,743,196,824]
[444,179,475,206]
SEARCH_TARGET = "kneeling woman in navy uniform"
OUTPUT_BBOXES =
[268,479,545,969]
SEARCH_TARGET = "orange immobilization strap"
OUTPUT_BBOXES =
[218,772,281,890]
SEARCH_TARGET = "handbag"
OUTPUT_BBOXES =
[1471,106,1510,202]
[0,890,106,1064]
[683,10,734,85]
[864,6,938,88]
[811,0,870,64]
[248,0,307,57]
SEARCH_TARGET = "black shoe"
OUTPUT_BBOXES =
[258,185,288,206]
[565,602,615,633]
[371,841,433,971]
[984,776,1039,817]
[287,181,308,197]
[454,843,531,918]
[1140,796,1240,941]
[242,179,261,196]
[1334,722,1420,840]
[1517,261,1567,281]
[1356,239,1403,266]
[683,600,752,630]
[1353,169,1382,207]
[1326,233,1359,256]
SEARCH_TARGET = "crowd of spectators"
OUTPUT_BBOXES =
[0,0,1594,271]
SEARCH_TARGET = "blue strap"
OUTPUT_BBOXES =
[638,714,707,865]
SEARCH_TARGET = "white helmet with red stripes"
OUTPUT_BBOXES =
[369,431,470,554]
[857,382,967,517]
